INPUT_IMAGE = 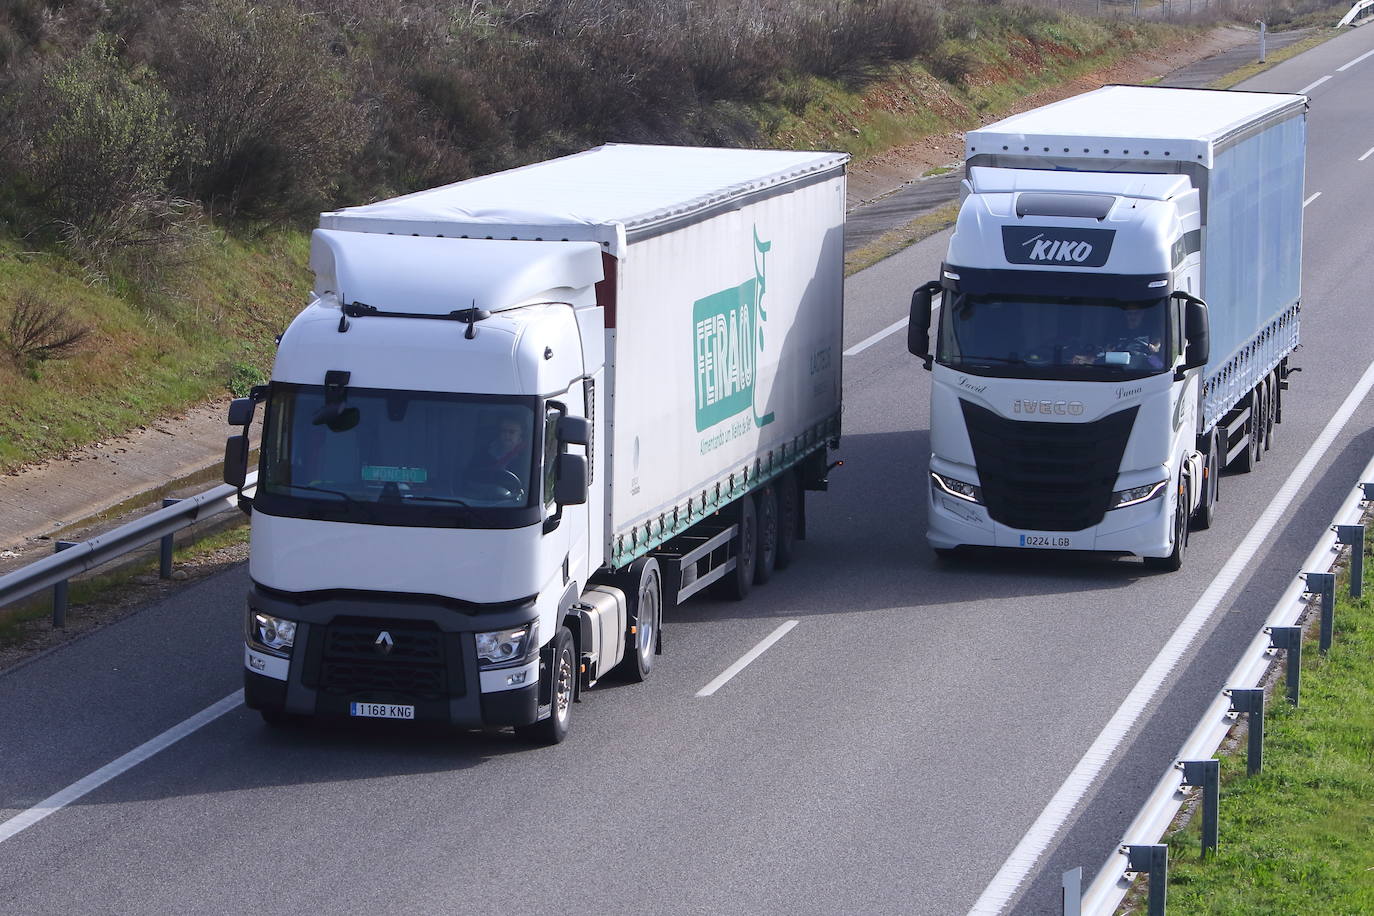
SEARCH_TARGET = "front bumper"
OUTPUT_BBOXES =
[927,483,1172,557]
[242,585,541,728]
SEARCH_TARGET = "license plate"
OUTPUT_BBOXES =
[349,702,415,720]
[1019,533,1074,548]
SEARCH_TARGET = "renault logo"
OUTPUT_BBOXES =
[374,631,394,655]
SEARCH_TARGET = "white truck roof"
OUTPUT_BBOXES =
[319,144,848,258]
[966,85,1306,168]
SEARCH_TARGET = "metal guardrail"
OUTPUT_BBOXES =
[1337,0,1373,28]
[1075,451,1374,914]
[0,472,256,619]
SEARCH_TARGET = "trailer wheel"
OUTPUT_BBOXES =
[516,626,574,745]
[612,557,662,683]
[1146,478,1188,572]
[1191,432,1218,531]
[716,495,757,601]
[774,471,801,571]
[1263,374,1276,451]
[1230,389,1261,473]
[754,485,778,585]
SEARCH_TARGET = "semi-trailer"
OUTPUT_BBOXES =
[223,144,847,741]
[907,85,1306,569]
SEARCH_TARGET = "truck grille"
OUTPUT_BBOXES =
[959,400,1137,532]
[309,619,458,700]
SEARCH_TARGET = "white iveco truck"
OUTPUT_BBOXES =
[908,86,1305,569]
[223,145,846,741]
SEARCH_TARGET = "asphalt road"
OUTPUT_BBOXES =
[3,27,1374,915]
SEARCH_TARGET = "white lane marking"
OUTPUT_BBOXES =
[845,317,909,357]
[968,358,1374,915]
[696,620,798,697]
[1360,147,1374,163]
[0,691,244,845]
[1304,192,1322,207]
[1299,75,1332,94]
[1337,48,1374,71]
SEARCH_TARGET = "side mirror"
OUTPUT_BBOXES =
[224,434,249,488]
[1176,293,1209,375]
[907,281,941,370]
[554,453,588,506]
[227,397,255,427]
[557,415,590,446]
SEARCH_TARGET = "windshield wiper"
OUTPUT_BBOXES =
[281,482,355,503]
[952,354,1019,365]
[402,494,472,507]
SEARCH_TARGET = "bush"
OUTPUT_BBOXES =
[153,0,364,222]
[1,293,89,371]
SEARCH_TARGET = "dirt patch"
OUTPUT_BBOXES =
[847,25,1254,207]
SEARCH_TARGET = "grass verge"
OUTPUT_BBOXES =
[1143,532,1374,914]
[845,202,960,276]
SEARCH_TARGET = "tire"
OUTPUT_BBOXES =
[933,547,961,562]
[753,485,778,585]
[1191,431,1218,531]
[1263,375,1276,452]
[774,471,801,571]
[1230,389,1261,473]
[717,495,757,600]
[1145,478,1188,572]
[515,626,574,745]
[259,706,294,728]
[612,557,662,683]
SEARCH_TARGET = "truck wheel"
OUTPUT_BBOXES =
[1263,375,1276,451]
[774,471,800,571]
[717,495,757,601]
[259,707,297,728]
[516,626,574,745]
[1145,479,1188,572]
[1191,432,1218,531]
[613,557,662,683]
[754,485,778,585]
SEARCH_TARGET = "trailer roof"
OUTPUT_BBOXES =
[319,144,848,258]
[967,85,1306,167]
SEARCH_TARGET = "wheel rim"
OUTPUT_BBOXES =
[638,573,658,664]
[552,646,573,724]
[740,512,754,572]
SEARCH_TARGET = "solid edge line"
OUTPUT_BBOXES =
[0,690,245,845]
[844,317,909,357]
[1303,191,1322,207]
[966,358,1374,915]
[1298,74,1332,94]
[1359,147,1374,163]
[696,620,799,696]
[1336,48,1374,71]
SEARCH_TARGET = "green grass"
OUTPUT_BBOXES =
[1156,537,1374,914]
[0,229,310,471]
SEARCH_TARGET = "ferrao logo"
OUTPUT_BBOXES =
[693,229,776,432]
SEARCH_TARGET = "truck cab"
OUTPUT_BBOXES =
[913,167,1209,565]
[229,230,604,737]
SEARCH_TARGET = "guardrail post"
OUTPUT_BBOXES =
[51,540,76,628]
[1062,866,1082,916]
[1126,844,1167,916]
[1180,759,1220,857]
[159,498,183,579]
[1268,625,1302,706]
[1303,572,1335,654]
[1335,525,1364,599]
[1228,687,1265,776]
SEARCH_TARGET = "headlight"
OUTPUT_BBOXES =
[250,611,297,655]
[475,621,538,668]
[1110,480,1168,509]
[931,471,983,505]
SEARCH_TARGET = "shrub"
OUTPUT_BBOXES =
[1,293,90,370]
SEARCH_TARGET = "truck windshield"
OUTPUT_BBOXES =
[937,294,1171,380]
[255,383,542,529]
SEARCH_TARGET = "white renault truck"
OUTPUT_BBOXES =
[908,86,1305,569]
[223,144,846,741]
